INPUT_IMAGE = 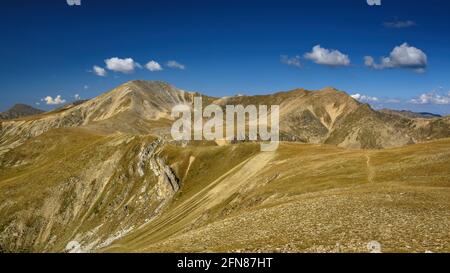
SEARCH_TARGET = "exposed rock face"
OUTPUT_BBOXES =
[157,158,180,192]
[0,132,180,253]
[137,139,162,177]
[138,138,180,192]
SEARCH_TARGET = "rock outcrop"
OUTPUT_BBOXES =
[0,132,181,252]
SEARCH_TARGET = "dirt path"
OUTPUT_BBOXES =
[183,156,196,181]
[365,153,375,183]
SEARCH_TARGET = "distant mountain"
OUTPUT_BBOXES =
[1,80,450,253]
[215,86,450,149]
[0,104,44,120]
[380,109,442,119]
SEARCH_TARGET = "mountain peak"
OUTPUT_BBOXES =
[321,86,339,92]
[0,103,44,120]
[317,87,350,97]
[122,80,176,90]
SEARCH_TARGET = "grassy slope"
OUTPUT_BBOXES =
[0,128,166,252]
[0,125,449,253]
[107,139,450,253]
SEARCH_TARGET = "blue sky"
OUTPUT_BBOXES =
[1,0,450,114]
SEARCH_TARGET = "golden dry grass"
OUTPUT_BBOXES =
[105,139,450,253]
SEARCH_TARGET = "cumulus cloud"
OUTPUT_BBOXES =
[145,60,163,72]
[105,57,139,73]
[42,95,66,105]
[93,65,107,77]
[351,93,380,103]
[304,45,350,67]
[95,57,185,73]
[410,92,450,105]
[383,20,416,28]
[364,56,376,67]
[74,94,81,100]
[364,43,427,72]
[166,60,186,70]
[351,88,450,107]
[280,55,302,68]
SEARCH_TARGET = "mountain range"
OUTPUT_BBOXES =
[0,81,449,253]
[1,81,449,154]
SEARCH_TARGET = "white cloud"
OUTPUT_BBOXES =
[105,57,139,73]
[351,93,380,103]
[383,20,416,28]
[364,56,376,67]
[280,55,302,68]
[145,60,163,72]
[166,60,186,70]
[93,65,107,77]
[84,85,89,90]
[410,92,450,105]
[364,43,427,72]
[74,94,81,100]
[304,45,350,67]
[42,95,66,105]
